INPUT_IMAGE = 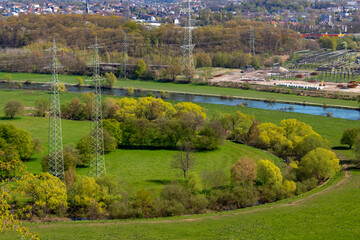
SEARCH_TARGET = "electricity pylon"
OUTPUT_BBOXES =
[47,38,64,179]
[181,0,195,72]
[88,37,106,178]
[121,29,128,79]
[249,26,255,55]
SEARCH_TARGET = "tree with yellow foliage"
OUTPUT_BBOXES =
[17,173,68,216]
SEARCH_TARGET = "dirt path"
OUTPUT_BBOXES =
[38,166,351,228]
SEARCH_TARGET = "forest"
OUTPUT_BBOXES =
[0,14,304,76]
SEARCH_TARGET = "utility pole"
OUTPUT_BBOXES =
[88,37,106,178]
[249,26,255,55]
[181,0,195,72]
[121,29,128,79]
[47,38,64,179]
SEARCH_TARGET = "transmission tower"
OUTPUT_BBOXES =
[121,29,128,79]
[85,0,90,14]
[47,38,64,179]
[181,0,195,72]
[249,26,255,55]
[88,37,106,178]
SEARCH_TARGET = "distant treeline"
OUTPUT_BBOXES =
[0,14,306,76]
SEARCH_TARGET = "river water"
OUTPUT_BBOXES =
[1,82,359,121]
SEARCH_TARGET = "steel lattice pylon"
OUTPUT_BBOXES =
[88,37,106,178]
[121,29,128,79]
[249,26,255,55]
[181,0,195,72]
[48,38,64,179]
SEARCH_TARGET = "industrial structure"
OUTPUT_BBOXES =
[249,26,255,55]
[47,38,65,179]
[181,0,195,72]
[121,29,128,79]
[88,37,106,178]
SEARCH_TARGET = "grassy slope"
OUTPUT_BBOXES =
[0,72,358,107]
[0,90,283,191]
[0,90,359,239]
[0,89,358,174]
[1,170,359,239]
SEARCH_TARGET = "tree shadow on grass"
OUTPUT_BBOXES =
[0,116,22,120]
[24,157,39,162]
[332,146,351,151]
[146,179,172,185]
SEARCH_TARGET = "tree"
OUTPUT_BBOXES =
[135,188,153,217]
[134,59,146,78]
[165,57,181,81]
[82,92,95,120]
[185,172,202,193]
[256,159,282,187]
[76,77,84,86]
[294,133,329,159]
[4,100,24,119]
[0,141,24,180]
[298,148,341,181]
[68,176,105,219]
[201,169,228,190]
[175,102,207,119]
[171,141,195,178]
[0,187,39,239]
[102,119,122,146]
[341,128,359,149]
[0,124,40,160]
[230,157,257,185]
[104,72,117,88]
[17,173,68,216]
[34,99,49,117]
[61,98,85,120]
[221,112,254,142]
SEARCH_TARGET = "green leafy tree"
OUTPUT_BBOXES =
[134,59,146,78]
[76,77,84,86]
[294,133,329,159]
[298,148,341,181]
[4,100,24,119]
[68,176,106,219]
[185,172,202,193]
[256,159,282,187]
[0,124,40,160]
[0,141,24,180]
[135,188,153,217]
[104,72,117,88]
[35,99,49,117]
[341,128,359,149]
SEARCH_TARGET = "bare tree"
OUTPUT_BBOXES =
[171,141,195,178]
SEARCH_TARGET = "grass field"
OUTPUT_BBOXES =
[1,168,359,239]
[0,89,359,239]
[0,89,358,176]
[0,72,358,108]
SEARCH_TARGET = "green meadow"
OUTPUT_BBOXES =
[0,87,359,239]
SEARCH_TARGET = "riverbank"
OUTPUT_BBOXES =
[0,72,358,108]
